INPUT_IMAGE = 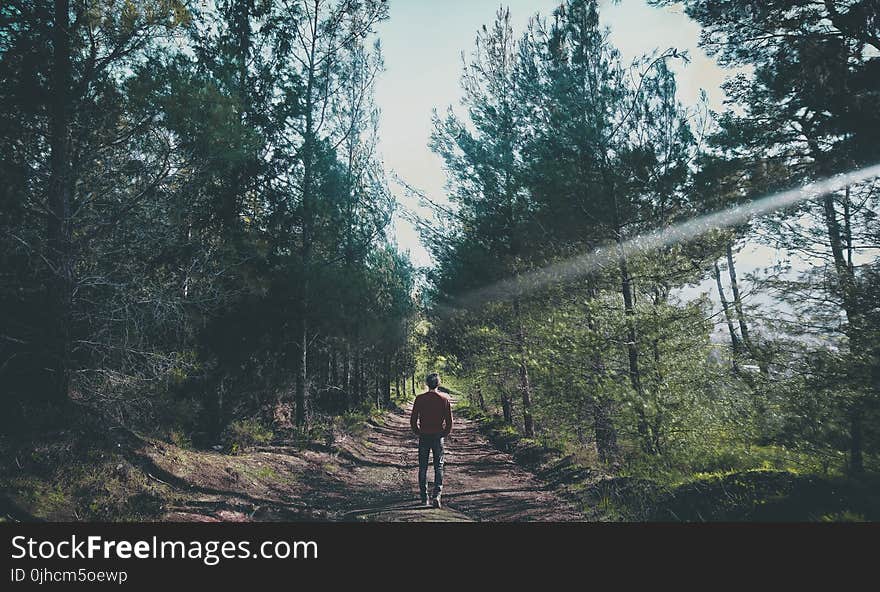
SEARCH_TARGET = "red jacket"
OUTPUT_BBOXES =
[410,390,453,437]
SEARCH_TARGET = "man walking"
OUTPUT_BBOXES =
[410,372,453,508]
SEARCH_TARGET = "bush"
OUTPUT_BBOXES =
[166,428,193,450]
[222,419,274,454]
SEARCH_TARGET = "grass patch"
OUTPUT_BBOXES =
[1,435,167,521]
[254,465,279,480]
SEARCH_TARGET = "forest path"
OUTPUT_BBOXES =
[147,396,585,522]
[325,396,585,522]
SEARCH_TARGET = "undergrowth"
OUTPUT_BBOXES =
[456,400,880,522]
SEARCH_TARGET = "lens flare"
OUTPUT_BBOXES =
[445,163,880,312]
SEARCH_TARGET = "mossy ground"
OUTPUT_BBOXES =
[454,400,880,522]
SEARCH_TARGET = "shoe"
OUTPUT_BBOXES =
[432,496,441,509]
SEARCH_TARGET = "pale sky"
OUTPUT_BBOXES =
[374,0,731,269]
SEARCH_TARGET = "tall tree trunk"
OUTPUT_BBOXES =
[295,319,308,427]
[651,335,664,455]
[500,384,513,424]
[606,158,655,455]
[513,298,535,437]
[411,372,416,396]
[843,185,853,272]
[354,339,363,407]
[223,0,251,233]
[593,397,618,464]
[344,339,352,411]
[330,346,339,387]
[475,383,486,412]
[823,190,864,474]
[292,2,323,427]
[295,16,319,427]
[206,376,225,443]
[374,359,382,409]
[617,238,655,455]
[841,186,868,473]
[47,0,73,407]
[382,353,391,407]
[584,278,619,463]
[726,245,749,343]
[714,260,742,367]
[823,194,859,317]
[726,244,768,375]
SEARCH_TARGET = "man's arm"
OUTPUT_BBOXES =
[410,398,420,435]
[442,399,453,437]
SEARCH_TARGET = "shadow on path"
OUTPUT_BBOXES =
[338,397,585,522]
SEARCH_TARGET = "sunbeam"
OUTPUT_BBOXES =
[444,162,880,312]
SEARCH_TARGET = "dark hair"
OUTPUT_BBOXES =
[426,373,441,389]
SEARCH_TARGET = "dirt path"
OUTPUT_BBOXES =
[142,398,585,522]
[333,400,585,522]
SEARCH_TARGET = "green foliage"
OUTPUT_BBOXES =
[222,419,274,454]
[166,429,193,451]
[424,0,879,521]
[0,0,413,447]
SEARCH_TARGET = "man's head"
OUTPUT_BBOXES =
[426,373,441,390]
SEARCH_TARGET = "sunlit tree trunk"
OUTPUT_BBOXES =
[616,237,655,455]
[513,298,535,437]
[714,260,741,370]
[725,244,768,377]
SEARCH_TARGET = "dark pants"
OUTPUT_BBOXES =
[418,434,444,499]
